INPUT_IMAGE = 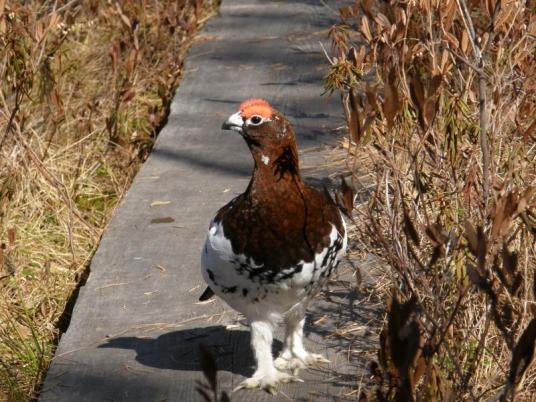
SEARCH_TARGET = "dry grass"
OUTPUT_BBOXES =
[0,1,217,400]
[327,0,536,400]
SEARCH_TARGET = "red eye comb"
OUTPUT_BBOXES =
[239,98,273,119]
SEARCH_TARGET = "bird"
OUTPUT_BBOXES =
[200,98,347,393]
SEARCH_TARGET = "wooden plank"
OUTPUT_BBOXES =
[39,1,379,401]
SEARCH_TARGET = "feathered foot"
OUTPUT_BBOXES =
[234,369,302,394]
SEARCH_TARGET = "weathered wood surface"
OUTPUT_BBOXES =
[39,1,379,401]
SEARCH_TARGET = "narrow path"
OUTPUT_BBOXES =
[40,1,378,401]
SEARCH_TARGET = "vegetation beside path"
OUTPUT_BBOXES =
[0,1,216,399]
[328,0,536,400]
[3,1,535,401]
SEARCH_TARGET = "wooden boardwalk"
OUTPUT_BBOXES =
[39,1,379,401]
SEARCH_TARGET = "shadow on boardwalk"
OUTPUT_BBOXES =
[98,263,380,397]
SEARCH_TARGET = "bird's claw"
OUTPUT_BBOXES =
[275,353,330,373]
[305,353,331,367]
[233,370,302,394]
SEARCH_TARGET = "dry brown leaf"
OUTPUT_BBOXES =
[150,217,175,224]
[523,119,536,141]
[361,16,373,42]
[383,67,400,129]
[375,13,391,30]
[7,227,16,245]
[347,90,362,145]
[461,30,469,54]
[365,84,380,113]
[442,0,457,32]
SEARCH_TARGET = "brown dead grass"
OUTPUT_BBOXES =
[0,1,217,400]
[327,0,536,400]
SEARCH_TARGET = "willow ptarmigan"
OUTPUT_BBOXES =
[200,99,347,393]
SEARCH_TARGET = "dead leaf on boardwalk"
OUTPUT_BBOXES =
[150,217,175,224]
[150,200,171,207]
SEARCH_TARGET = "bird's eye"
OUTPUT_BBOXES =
[249,115,263,125]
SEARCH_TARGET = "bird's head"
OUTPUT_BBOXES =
[222,99,299,178]
[222,98,295,152]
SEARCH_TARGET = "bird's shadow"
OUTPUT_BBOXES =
[98,325,282,378]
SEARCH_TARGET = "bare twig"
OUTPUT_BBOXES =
[0,89,22,154]
[456,0,492,211]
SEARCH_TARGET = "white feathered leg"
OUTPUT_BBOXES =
[235,320,301,394]
[275,313,330,373]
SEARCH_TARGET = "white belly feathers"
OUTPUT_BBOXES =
[201,218,346,318]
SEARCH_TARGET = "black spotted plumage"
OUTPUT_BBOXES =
[199,99,348,392]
